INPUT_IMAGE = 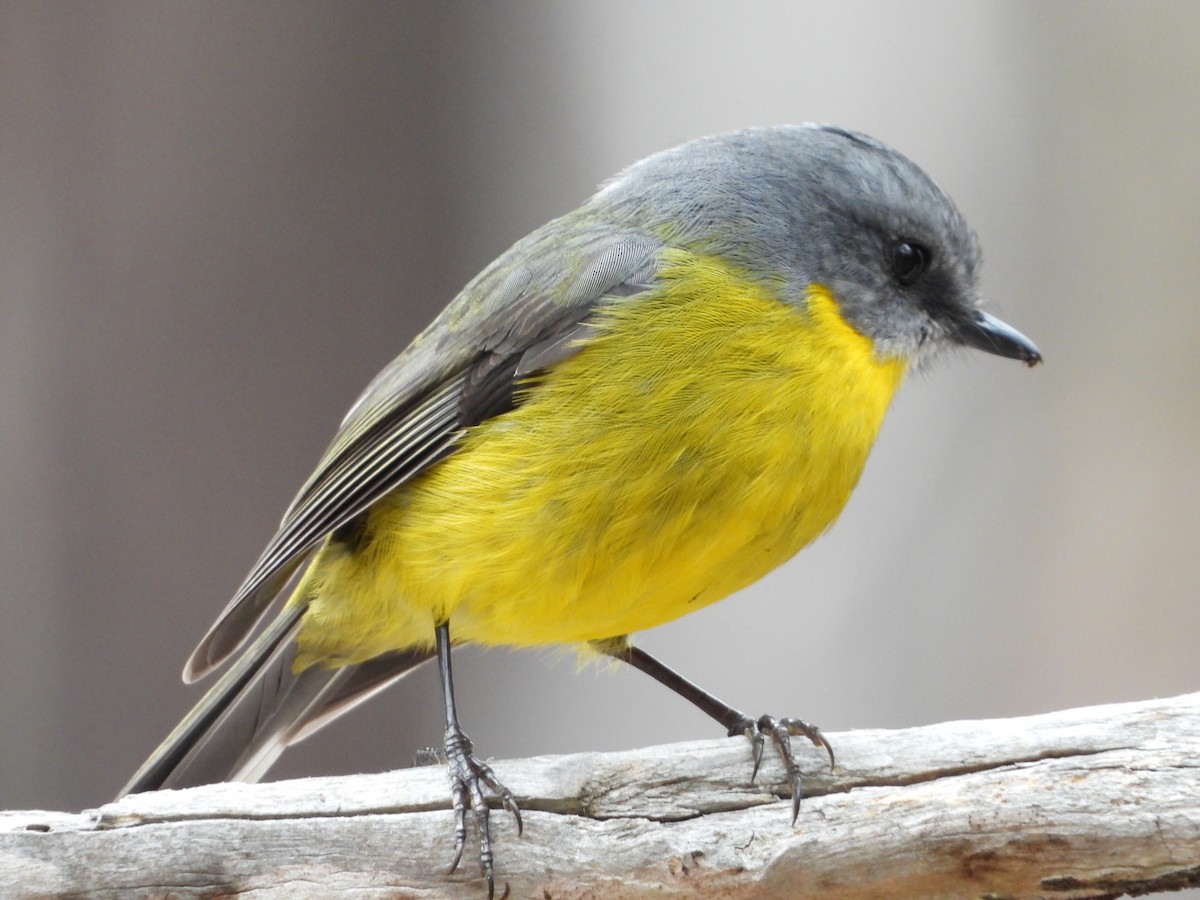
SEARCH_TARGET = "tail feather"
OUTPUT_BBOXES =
[119,606,433,798]
[284,649,437,746]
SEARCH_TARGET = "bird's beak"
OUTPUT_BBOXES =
[953,310,1042,367]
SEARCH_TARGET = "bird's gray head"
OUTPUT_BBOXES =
[592,124,1040,367]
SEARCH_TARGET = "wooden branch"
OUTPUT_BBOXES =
[4,693,1199,898]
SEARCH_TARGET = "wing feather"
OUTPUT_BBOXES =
[184,228,663,682]
[184,376,466,680]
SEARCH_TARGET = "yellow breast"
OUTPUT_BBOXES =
[294,251,906,667]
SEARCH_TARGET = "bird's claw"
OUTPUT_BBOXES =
[730,713,834,823]
[444,724,522,900]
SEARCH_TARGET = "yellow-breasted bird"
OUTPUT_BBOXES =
[121,124,1041,896]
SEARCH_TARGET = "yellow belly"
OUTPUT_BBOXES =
[293,252,905,668]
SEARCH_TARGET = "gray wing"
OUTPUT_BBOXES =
[184,225,662,682]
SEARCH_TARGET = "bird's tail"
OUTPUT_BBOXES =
[119,604,433,797]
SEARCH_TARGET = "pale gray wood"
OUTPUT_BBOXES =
[3,693,1199,898]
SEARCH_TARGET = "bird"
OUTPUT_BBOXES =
[120,124,1041,897]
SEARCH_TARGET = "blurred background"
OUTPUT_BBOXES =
[2,0,1198,820]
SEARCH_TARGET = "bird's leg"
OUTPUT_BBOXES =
[436,622,521,899]
[596,638,834,823]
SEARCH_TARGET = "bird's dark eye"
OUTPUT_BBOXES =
[891,240,930,286]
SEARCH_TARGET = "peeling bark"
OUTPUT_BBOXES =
[3,693,1199,898]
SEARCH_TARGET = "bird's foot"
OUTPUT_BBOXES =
[729,713,835,824]
[444,723,522,900]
